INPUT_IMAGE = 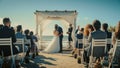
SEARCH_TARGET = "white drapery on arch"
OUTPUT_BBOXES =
[34,10,78,49]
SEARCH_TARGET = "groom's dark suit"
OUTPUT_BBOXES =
[57,26,63,52]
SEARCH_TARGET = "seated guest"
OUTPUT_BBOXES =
[24,29,35,60]
[0,18,20,67]
[88,20,107,65]
[30,31,39,57]
[16,25,24,38]
[0,17,18,57]
[15,25,28,52]
[75,28,84,63]
[71,26,80,57]
[83,24,94,65]
[83,24,94,40]
[111,21,120,66]
[112,21,120,45]
[102,23,112,52]
[76,28,84,49]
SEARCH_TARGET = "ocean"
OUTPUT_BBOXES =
[42,35,68,41]
[40,36,69,47]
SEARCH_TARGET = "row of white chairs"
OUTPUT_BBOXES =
[0,38,31,68]
[77,38,120,68]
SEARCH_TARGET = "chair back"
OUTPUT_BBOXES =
[25,39,31,47]
[0,38,12,56]
[91,39,107,56]
[14,38,24,52]
[78,39,84,49]
[0,38,16,68]
[109,39,120,68]
[107,38,112,45]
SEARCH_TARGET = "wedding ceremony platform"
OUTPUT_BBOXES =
[34,10,78,50]
[24,10,85,68]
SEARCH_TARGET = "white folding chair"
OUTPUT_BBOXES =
[83,38,90,49]
[14,38,25,63]
[24,39,33,57]
[78,39,84,49]
[109,39,120,68]
[107,38,112,52]
[89,39,107,68]
[107,38,112,45]
[25,39,31,47]
[0,38,16,68]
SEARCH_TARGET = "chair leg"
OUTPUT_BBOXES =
[74,49,77,59]
[89,56,93,68]
[77,49,81,64]
[12,56,16,68]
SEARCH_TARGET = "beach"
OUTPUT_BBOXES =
[21,50,85,68]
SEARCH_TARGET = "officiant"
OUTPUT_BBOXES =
[67,24,73,49]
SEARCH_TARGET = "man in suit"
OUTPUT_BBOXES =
[88,20,107,66]
[67,24,73,49]
[88,20,107,57]
[0,17,18,56]
[0,18,20,68]
[55,24,63,53]
[102,23,112,52]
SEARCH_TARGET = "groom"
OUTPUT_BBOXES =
[55,24,63,53]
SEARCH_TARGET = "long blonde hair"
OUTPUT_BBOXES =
[115,21,120,39]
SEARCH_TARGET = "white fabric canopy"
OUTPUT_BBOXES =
[34,10,78,48]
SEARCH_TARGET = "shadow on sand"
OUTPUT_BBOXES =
[21,55,57,68]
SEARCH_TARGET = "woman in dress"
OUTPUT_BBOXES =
[44,26,60,53]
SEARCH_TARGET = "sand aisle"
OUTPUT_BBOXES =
[39,52,85,68]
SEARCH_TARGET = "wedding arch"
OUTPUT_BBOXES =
[34,10,78,49]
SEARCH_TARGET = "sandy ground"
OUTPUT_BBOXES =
[21,51,85,68]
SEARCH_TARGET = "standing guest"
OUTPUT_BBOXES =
[88,20,107,67]
[0,18,19,67]
[102,23,112,52]
[67,24,73,49]
[30,31,39,57]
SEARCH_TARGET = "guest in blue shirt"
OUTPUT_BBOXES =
[15,25,27,52]
[15,25,25,38]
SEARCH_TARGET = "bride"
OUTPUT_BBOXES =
[44,26,60,53]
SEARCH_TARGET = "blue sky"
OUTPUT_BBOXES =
[0,0,120,35]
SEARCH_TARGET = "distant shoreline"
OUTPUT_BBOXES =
[41,35,68,41]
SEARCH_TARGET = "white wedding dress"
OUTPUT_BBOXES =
[44,31,60,53]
